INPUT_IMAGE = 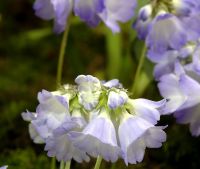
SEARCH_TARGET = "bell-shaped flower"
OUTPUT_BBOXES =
[146,13,187,55]
[158,62,200,136]
[69,108,121,162]
[34,0,73,33]
[118,111,166,165]
[99,0,137,33]
[22,90,70,141]
[44,116,90,162]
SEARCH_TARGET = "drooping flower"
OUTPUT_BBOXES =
[118,111,166,165]
[22,87,90,162]
[33,0,137,33]
[158,62,200,136]
[70,108,122,162]
[22,75,167,164]
[0,166,8,169]
[99,0,137,33]
[134,0,200,55]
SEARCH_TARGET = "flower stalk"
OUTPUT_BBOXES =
[94,156,103,169]
[65,161,71,169]
[56,17,71,88]
[131,44,147,95]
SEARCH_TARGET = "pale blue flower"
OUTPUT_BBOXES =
[158,62,200,136]
[22,90,71,143]
[146,13,187,55]
[107,90,128,109]
[44,117,90,162]
[99,0,137,33]
[70,108,121,162]
[34,0,72,33]
[118,111,166,165]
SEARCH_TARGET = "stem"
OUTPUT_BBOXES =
[94,156,103,169]
[59,161,64,169]
[110,163,116,169]
[51,157,56,169]
[105,28,122,79]
[56,18,71,88]
[131,44,147,94]
[64,161,71,169]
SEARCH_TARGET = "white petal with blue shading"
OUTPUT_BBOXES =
[158,74,187,114]
[70,110,121,162]
[128,99,165,124]
[75,75,101,92]
[118,113,153,165]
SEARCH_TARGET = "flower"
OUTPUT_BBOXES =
[146,13,187,54]
[22,75,167,164]
[134,0,200,55]
[33,0,137,33]
[158,62,200,136]
[75,75,101,110]
[34,0,73,33]
[99,0,137,33]
[118,111,166,165]
[70,108,122,162]
[0,166,8,169]
[22,87,90,162]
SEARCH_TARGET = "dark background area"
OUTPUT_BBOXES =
[0,0,200,168]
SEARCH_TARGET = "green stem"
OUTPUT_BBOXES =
[110,163,116,169]
[105,28,122,79]
[94,156,103,169]
[59,161,64,169]
[56,18,71,88]
[51,157,56,169]
[64,161,71,169]
[131,44,147,94]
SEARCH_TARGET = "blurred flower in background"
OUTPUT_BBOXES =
[34,0,137,33]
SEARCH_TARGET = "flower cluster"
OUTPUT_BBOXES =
[22,75,167,165]
[155,42,200,136]
[134,0,200,55]
[34,0,137,33]
[138,0,200,136]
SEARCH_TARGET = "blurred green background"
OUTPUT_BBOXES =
[0,0,200,169]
